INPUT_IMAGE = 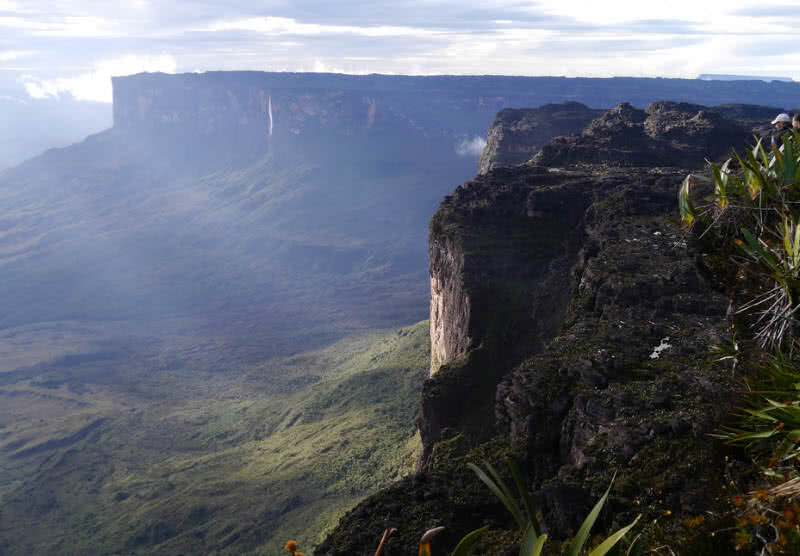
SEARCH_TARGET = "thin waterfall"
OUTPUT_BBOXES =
[268,94,273,136]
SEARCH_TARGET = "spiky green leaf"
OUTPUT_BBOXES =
[507,456,541,536]
[587,514,641,556]
[451,525,489,556]
[567,474,616,556]
[467,462,525,530]
[520,529,547,556]
[678,174,696,228]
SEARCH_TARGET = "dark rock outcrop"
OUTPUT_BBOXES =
[322,164,736,554]
[420,101,754,469]
[320,101,751,554]
[477,103,604,175]
[494,173,734,535]
[533,101,753,168]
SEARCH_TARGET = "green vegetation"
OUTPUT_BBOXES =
[449,525,490,556]
[679,132,800,351]
[679,133,800,553]
[0,320,430,554]
[466,458,640,556]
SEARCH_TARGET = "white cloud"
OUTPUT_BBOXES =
[21,54,177,103]
[543,0,793,36]
[455,136,487,157]
[543,0,722,25]
[309,58,378,75]
[0,15,117,37]
[198,16,442,38]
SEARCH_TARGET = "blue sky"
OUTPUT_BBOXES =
[1,1,799,103]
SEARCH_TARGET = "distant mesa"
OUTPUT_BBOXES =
[111,72,800,148]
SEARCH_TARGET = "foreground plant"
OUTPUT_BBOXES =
[467,457,640,555]
[680,132,800,552]
[679,132,800,351]
[717,479,800,554]
[714,353,800,460]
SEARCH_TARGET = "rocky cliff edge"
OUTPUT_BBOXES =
[318,102,761,554]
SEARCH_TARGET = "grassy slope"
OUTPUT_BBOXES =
[0,321,430,555]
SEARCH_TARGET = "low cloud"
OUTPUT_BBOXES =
[21,54,177,103]
[455,135,487,157]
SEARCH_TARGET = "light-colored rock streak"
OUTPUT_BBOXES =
[429,275,445,375]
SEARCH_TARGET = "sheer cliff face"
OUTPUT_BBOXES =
[427,172,592,377]
[432,101,732,376]
[322,166,736,555]
[111,72,514,142]
[421,168,594,466]
[429,235,468,374]
[114,78,390,138]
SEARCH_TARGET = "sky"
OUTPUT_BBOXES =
[1,1,800,104]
